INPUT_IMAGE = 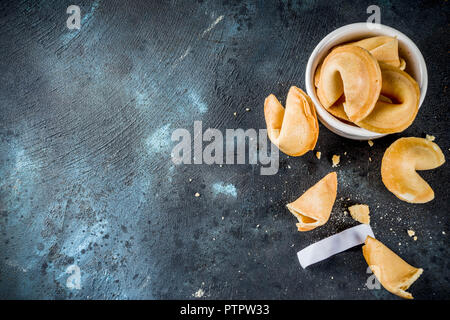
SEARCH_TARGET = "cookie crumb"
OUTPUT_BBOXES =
[194,192,200,197]
[316,151,321,159]
[413,236,418,241]
[348,204,370,224]
[245,108,250,112]
[407,230,415,237]
[233,112,237,116]
[368,140,374,147]
[193,288,204,298]
[426,134,435,142]
[332,155,340,167]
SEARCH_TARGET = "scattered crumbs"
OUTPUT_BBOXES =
[212,237,215,241]
[426,134,435,142]
[331,276,334,280]
[287,165,291,169]
[245,108,250,112]
[348,204,370,224]
[443,231,446,235]
[343,210,348,216]
[316,151,321,159]
[193,288,204,298]
[233,112,237,116]
[368,140,374,147]
[189,178,192,182]
[194,192,200,197]
[413,236,418,241]
[221,216,224,220]
[399,242,401,246]
[407,230,415,237]
[291,244,294,247]
[344,152,347,155]
[256,224,260,228]
[219,164,223,167]
[369,157,372,162]
[332,154,340,167]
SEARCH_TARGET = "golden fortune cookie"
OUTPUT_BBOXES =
[351,36,405,70]
[356,63,420,133]
[316,45,382,123]
[264,86,319,157]
[381,137,445,203]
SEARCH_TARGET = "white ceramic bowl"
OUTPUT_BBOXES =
[305,23,428,140]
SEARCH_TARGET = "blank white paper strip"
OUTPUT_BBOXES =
[297,224,374,269]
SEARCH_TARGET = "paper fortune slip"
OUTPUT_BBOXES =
[297,224,375,269]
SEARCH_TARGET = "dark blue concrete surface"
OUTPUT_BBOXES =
[0,0,449,299]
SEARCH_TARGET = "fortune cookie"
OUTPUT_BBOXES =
[286,172,337,231]
[381,137,445,203]
[316,45,382,122]
[264,86,319,156]
[356,63,420,133]
[351,36,405,70]
[363,236,423,299]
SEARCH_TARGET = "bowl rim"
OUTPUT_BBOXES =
[305,22,428,140]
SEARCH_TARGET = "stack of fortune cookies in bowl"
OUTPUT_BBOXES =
[315,36,419,133]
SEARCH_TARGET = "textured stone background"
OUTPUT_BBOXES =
[0,0,448,299]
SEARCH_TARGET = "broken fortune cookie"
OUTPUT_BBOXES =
[363,236,423,299]
[264,86,319,156]
[348,204,370,224]
[286,172,337,231]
